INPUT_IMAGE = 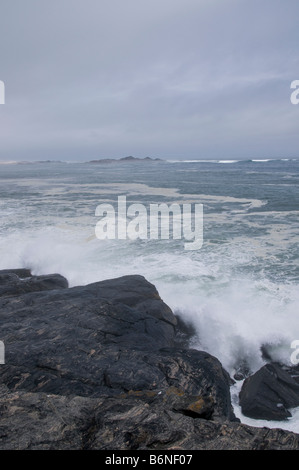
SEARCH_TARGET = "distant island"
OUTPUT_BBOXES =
[16,160,64,165]
[86,156,163,164]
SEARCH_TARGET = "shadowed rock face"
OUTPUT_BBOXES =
[0,270,299,450]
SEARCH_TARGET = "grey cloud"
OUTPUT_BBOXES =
[0,0,299,161]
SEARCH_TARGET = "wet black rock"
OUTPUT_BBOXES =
[0,271,232,418]
[0,269,299,450]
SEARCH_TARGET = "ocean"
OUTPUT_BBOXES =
[0,157,298,432]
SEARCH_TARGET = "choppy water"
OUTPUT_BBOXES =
[0,158,298,432]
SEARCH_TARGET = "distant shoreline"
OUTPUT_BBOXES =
[0,156,163,165]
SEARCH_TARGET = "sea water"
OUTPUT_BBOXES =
[0,158,298,432]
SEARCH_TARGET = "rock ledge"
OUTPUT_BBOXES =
[0,270,298,450]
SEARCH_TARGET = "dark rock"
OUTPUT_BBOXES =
[0,384,298,450]
[164,386,215,419]
[0,272,233,420]
[281,364,299,385]
[87,156,162,164]
[0,269,68,297]
[0,268,32,278]
[0,270,298,449]
[239,362,299,420]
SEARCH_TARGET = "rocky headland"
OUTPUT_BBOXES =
[0,269,298,450]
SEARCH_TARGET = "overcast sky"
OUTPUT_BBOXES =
[0,0,299,161]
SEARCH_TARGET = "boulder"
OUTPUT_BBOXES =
[239,362,299,420]
[0,270,68,297]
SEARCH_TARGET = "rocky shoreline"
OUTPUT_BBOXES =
[0,269,298,450]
